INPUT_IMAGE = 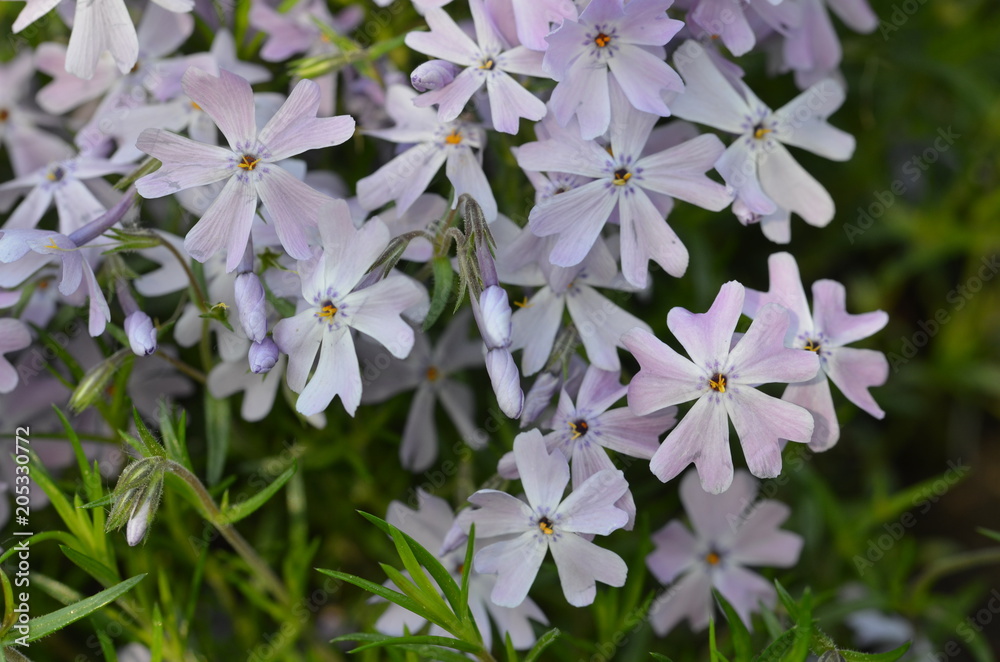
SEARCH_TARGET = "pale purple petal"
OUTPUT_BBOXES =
[342,275,425,357]
[405,9,480,65]
[742,251,812,339]
[445,146,497,222]
[273,309,323,392]
[4,186,53,230]
[648,569,713,636]
[66,0,138,78]
[607,44,680,117]
[529,181,618,268]
[182,68,256,151]
[680,468,757,543]
[637,134,732,210]
[622,328,704,414]
[573,365,626,416]
[256,165,332,261]
[667,280,743,370]
[549,532,626,606]
[414,68,485,122]
[618,185,688,286]
[555,468,627,534]
[514,138,610,180]
[728,500,802,567]
[650,395,733,493]
[758,143,834,227]
[729,302,819,384]
[476,532,547,607]
[716,140,776,217]
[487,73,547,135]
[515,429,569,511]
[510,287,564,376]
[258,80,355,161]
[500,46,546,77]
[647,520,698,584]
[783,373,838,451]
[183,175,257,271]
[0,319,31,393]
[773,79,854,161]
[549,64,610,140]
[692,0,755,55]
[135,130,235,197]
[400,383,438,471]
[467,489,535,536]
[726,388,813,478]
[669,40,752,134]
[825,347,888,419]
[315,208,391,297]
[297,326,362,416]
[357,144,448,214]
[713,565,776,627]
[595,407,673,459]
[567,285,649,372]
[811,279,889,346]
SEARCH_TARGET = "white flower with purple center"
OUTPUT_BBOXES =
[743,252,889,450]
[136,68,355,272]
[465,429,629,607]
[623,281,820,494]
[405,0,547,134]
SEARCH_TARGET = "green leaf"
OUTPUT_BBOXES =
[840,642,911,662]
[757,629,797,662]
[977,528,1000,544]
[204,391,230,486]
[59,547,120,588]
[160,406,193,472]
[505,632,518,662]
[713,590,752,661]
[458,524,475,627]
[133,407,166,458]
[222,461,297,524]
[773,580,799,619]
[523,628,560,662]
[315,569,437,625]
[423,256,455,331]
[347,634,481,654]
[0,574,146,645]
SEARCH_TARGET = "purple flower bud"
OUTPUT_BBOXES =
[124,312,157,356]
[235,272,267,342]
[410,60,461,92]
[249,337,279,374]
[485,348,523,418]
[478,286,512,349]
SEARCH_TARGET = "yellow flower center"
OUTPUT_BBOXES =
[426,366,439,381]
[612,169,631,186]
[513,296,532,308]
[238,154,261,170]
[753,126,772,140]
[709,373,727,393]
[594,33,611,48]
[803,339,822,353]
[538,517,554,535]
[316,304,338,319]
[479,59,495,70]
[568,420,589,440]
[191,101,201,111]
[444,131,462,145]
[706,551,721,565]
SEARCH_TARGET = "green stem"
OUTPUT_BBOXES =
[160,238,209,313]
[164,461,291,607]
[910,546,1000,600]
[154,350,207,384]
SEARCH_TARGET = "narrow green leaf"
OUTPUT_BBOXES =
[786,587,813,662]
[150,604,165,662]
[523,628,560,662]
[459,524,475,626]
[59,547,120,588]
[133,408,166,458]
[773,580,799,619]
[388,528,442,608]
[1,574,146,645]
[713,590,752,661]
[840,642,911,662]
[757,629,797,662]
[316,569,436,624]
[222,461,297,524]
[204,392,230,486]
[160,406,193,472]
[348,634,481,654]
[423,256,455,331]
[26,454,94,550]
[379,564,455,629]
[96,630,118,661]
[505,631,518,662]
[977,528,1000,544]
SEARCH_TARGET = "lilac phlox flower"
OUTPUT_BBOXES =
[518,81,731,287]
[136,68,356,271]
[743,252,888,450]
[623,281,820,494]
[405,0,547,134]
[781,0,877,88]
[519,353,587,428]
[465,429,629,607]
[359,311,484,472]
[499,365,675,528]
[645,470,803,635]
[0,230,111,336]
[272,201,428,416]
[669,40,855,243]
[13,0,194,80]
[679,0,802,58]
[374,488,548,649]
[208,352,289,423]
[356,84,497,222]
[0,318,31,393]
[0,155,129,235]
[543,0,684,140]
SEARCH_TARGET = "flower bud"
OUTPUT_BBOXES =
[477,286,512,349]
[106,457,165,547]
[410,60,461,92]
[124,311,157,356]
[235,272,268,342]
[485,348,523,419]
[69,349,130,414]
[249,337,279,374]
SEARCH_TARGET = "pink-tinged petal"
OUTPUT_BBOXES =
[574,365,626,415]
[714,565,776,627]
[680,468,757,542]
[136,3,192,58]
[759,143,834,227]
[811,279,888,346]
[829,0,878,32]
[556,468,627,534]
[693,0,754,55]
[618,0,684,45]
[469,0,503,56]
[596,407,673,459]
[135,130,235,197]
[11,0,61,32]
[400,383,438,471]
[81,259,110,336]
[743,252,811,339]
[414,68,485,122]
[669,40,752,133]
[783,373,839,451]
[541,18,586,77]
[529,181,616,268]
[476,532,547,607]
[357,144,448,214]
[729,303,819,384]
[316,208,392,296]
[607,78,659,161]
[513,0,577,51]
[648,569,713,636]
[824,346,888,419]
[256,165,332,261]
[53,180,106,236]
[298,326,362,415]
[182,68,256,152]
[515,429,569,511]
[549,532,626,606]
[0,319,31,393]
[647,519,698,584]
[5,126,74,178]
[549,63,611,141]
[183,175,257,271]
[4,187,53,230]
[500,46,546,77]
[759,207,792,244]
[622,328,705,414]
[438,380,482,448]
[343,276,425,357]
[728,500,803,567]
[567,285,649,372]
[510,286,564,376]
[726,388,813,478]
[273,309,324,392]
[515,138,610,180]
[405,9,479,65]
[650,395,733,493]
[567,444,635,528]
[445,146,498,222]
[716,140,776,217]
[619,187,688,286]
[773,80,854,161]
[66,0,138,78]
[637,134,732,211]
[467,489,535,536]
[55,249,84,296]
[668,280,743,370]
[607,45,680,117]
[487,73,547,135]
[257,81,355,160]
